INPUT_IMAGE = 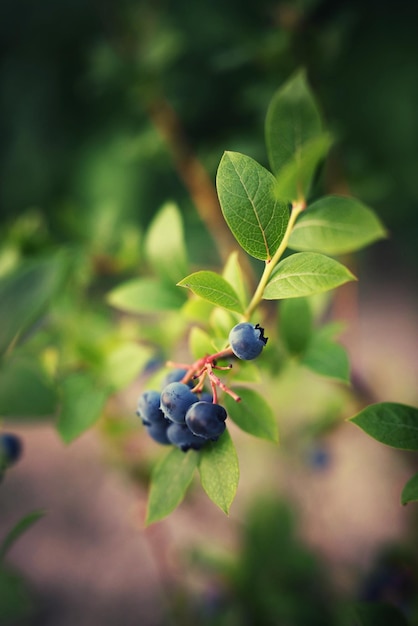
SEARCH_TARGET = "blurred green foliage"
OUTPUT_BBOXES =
[1,0,418,270]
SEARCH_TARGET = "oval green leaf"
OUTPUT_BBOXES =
[263,252,356,300]
[57,374,108,444]
[107,277,185,313]
[222,251,248,308]
[0,255,67,356]
[0,510,45,562]
[275,133,332,203]
[146,447,199,525]
[198,429,239,514]
[280,297,313,356]
[189,326,214,360]
[401,472,418,505]
[178,271,244,313]
[0,357,57,418]
[349,402,418,451]
[216,151,290,261]
[101,342,153,392]
[265,69,323,176]
[224,387,278,442]
[144,202,188,284]
[302,334,350,384]
[289,195,387,255]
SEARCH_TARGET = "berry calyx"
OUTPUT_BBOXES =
[228,322,268,360]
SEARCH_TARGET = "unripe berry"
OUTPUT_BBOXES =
[228,322,268,360]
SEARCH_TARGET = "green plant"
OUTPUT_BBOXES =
[108,69,388,525]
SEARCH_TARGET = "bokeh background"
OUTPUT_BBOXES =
[1,0,418,624]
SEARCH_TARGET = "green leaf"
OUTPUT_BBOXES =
[146,448,198,525]
[349,602,409,626]
[101,343,152,392]
[0,510,45,562]
[178,271,244,313]
[224,387,278,442]
[275,133,332,202]
[231,361,261,384]
[222,251,248,307]
[198,429,239,514]
[57,374,108,443]
[182,297,214,323]
[280,297,313,355]
[303,333,350,384]
[107,277,185,313]
[144,202,188,284]
[265,69,323,176]
[263,252,356,300]
[216,151,290,261]
[0,255,66,356]
[349,402,418,451]
[0,357,57,417]
[288,195,387,255]
[401,472,418,505]
[210,307,238,341]
[189,326,214,360]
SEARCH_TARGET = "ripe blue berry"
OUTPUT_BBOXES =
[185,401,227,440]
[0,433,23,467]
[160,382,198,423]
[146,421,171,445]
[163,368,194,388]
[136,390,167,426]
[228,322,268,360]
[167,423,207,452]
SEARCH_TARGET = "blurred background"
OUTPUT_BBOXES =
[1,0,418,624]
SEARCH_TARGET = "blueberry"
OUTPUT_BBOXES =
[200,392,213,403]
[0,433,23,467]
[136,390,166,426]
[228,322,268,360]
[185,401,227,440]
[160,382,198,423]
[163,368,194,388]
[167,423,207,452]
[146,421,171,445]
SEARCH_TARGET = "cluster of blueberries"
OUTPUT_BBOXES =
[136,322,268,452]
[0,432,22,481]
[136,370,226,452]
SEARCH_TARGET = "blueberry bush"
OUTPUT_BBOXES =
[106,69,397,525]
[1,55,418,623]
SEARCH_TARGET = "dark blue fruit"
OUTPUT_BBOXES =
[167,423,208,452]
[160,382,198,423]
[163,368,194,388]
[136,390,166,426]
[185,401,227,440]
[0,433,23,466]
[228,322,268,360]
[146,421,171,445]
